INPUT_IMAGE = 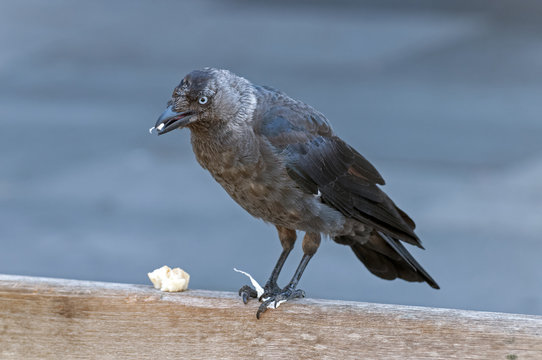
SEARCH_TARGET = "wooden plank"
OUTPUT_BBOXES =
[0,274,540,359]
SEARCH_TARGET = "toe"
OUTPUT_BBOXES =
[254,288,306,319]
[291,289,305,299]
[238,285,258,304]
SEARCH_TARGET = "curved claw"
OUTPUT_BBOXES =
[238,285,258,304]
[256,301,270,319]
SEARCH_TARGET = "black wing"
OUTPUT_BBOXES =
[255,101,420,246]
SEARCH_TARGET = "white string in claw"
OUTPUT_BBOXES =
[233,268,264,298]
[268,299,287,309]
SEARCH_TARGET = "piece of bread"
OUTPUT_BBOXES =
[148,265,190,292]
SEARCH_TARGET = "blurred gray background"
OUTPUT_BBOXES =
[1,0,541,315]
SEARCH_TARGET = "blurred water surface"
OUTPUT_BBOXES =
[1,0,541,315]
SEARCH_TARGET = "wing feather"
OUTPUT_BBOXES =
[254,93,420,246]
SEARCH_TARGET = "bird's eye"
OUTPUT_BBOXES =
[198,96,208,105]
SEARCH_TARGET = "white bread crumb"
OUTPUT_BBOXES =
[148,265,190,292]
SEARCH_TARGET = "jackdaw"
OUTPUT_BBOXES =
[153,68,439,318]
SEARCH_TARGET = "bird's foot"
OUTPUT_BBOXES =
[256,286,305,319]
[238,282,281,304]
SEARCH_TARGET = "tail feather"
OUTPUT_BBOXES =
[338,232,439,289]
[396,206,416,230]
[378,232,439,289]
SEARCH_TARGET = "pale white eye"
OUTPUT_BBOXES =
[198,96,208,105]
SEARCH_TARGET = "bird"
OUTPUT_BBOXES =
[153,68,439,318]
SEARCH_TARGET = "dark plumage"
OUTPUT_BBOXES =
[154,68,439,318]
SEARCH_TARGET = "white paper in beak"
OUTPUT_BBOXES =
[157,123,165,131]
[233,268,264,298]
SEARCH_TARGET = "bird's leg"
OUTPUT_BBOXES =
[239,226,296,304]
[256,232,320,319]
[262,227,296,296]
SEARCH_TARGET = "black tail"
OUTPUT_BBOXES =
[337,232,439,289]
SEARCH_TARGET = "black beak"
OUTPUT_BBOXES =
[153,106,195,135]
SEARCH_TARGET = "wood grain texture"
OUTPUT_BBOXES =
[0,274,540,360]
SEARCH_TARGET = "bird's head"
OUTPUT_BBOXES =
[153,68,256,135]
